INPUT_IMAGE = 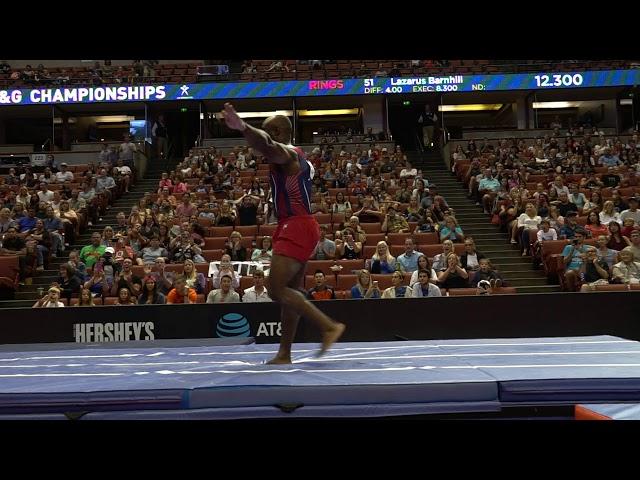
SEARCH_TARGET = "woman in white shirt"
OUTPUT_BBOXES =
[409,254,438,286]
[32,287,65,308]
[599,200,622,226]
[516,203,542,256]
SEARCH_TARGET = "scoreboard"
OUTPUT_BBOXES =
[1,69,638,106]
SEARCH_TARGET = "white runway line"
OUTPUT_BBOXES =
[2,349,640,370]
[2,362,640,379]
[176,339,632,358]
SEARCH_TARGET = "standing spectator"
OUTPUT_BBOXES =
[417,104,438,150]
[118,134,137,169]
[152,115,168,159]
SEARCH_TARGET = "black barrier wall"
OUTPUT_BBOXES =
[1,292,638,345]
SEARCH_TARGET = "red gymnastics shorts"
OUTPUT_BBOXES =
[272,215,320,263]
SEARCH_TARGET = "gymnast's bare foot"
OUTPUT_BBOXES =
[318,322,346,357]
[266,354,292,365]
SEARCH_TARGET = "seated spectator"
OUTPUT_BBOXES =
[113,159,132,193]
[409,255,438,285]
[207,274,240,303]
[568,184,587,211]
[166,275,197,304]
[558,212,586,240]
[171,230,206,263]
[310,225,336,260]
[369,241,397,274]
[411,269,442,297]
[460,237,485,271]
[599,200,622,226]
[437,253,469,289]
[139,236,167,265]
[110,257,142,297]
[115,287,137,306]
[83,260,111,297]
[620,197,640,226]
[183,258,206,294]
[513,203,541,255]
[607,221,628,251]
[332,192,351,214]
[621,218,637,238]
[579,248,611,292]
[397,238,424,273]
[562,231,594,291]
[593,234,618,270]
[236,194,260,226]
[32,286,65,308]
[471,259,506,289]
[432,240,455,272]
[307,270,335,300]
[43,206,64,256]
[242,270,272,302]
[343,216,367,244]
[55,163,74,183]
[137,276,166,304]
[584,211,609,238]
[350,269,382,299]
[251,236,273,263]
[0,60,10,74]
[382,205,410,234]
[439,215,465,243]
[611,248,640,284]
[67,250,87,281]
[628,230,640,261]
[113,234,136,264]
[211,254,241,290]
[215,202,236,226]
[225,231,247,261]
[335,228,362,259]
[76,288,95,307]
[21,64,36,83]
[381,271,412,298]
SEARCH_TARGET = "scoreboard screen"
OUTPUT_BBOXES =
[0,69,638,106]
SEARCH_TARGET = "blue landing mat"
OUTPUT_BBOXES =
[0,335,639,418]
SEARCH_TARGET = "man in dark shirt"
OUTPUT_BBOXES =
[579,248,610,292]
[307,270,335,300]
[0,227,26,255]
[110,257,142,297]
[559,212,586,240]
[236,195,260,226]
[556,192,578,217]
